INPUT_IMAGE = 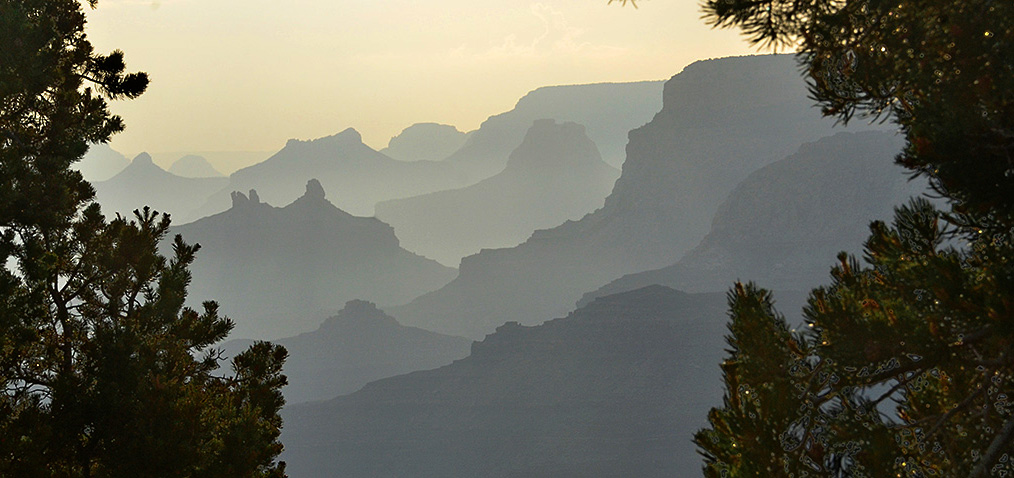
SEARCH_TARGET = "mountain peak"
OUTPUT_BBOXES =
[304,178,326,200]
[131,152,154,165]
[335,127,363,143]
[284,128,364,149]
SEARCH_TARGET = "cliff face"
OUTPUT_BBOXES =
[391,54,884,339]
[282,286,751,478]
[375,120,619,266]
[171,180,456,340]
[222,300,471,404]
[580,130,928,304]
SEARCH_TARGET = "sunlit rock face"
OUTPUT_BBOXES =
[221,300,471,404]
[581,130,928,305]
[376,120,620,266]
[92,152,227,221]
[169,179,457,340]
[391,54,886,339]
[282,285,753,478]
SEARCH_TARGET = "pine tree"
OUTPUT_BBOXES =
[694,0,1014,474]
[697,199,1014,476]
[1,1,288,476]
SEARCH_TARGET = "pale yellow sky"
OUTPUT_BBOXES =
[85,0,757,156]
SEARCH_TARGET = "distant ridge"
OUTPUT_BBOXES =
[92,152,227,221]
[185,128,461,220]
[222,300,471,404]
[168,154,224,178]
[376,120,620,266]
[171,179,457,340]
[380,123,468,162]
[187,81,662,221]
[75,142,129,182]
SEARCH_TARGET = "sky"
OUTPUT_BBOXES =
[86,0,758,157]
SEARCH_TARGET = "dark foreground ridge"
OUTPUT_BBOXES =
[282,285,753,478]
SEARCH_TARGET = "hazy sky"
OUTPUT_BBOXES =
[86,0,757,156]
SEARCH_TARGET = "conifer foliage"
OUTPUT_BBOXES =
[0,1,288,476]
[697,198,1014,476]
[695,0,1014,475]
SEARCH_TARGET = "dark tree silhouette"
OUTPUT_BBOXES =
[0,1,288,476]
[694,0,1014,476]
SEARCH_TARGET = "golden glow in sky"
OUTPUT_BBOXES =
[86,0,757,156]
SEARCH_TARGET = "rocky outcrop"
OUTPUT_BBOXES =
[222,300,471,404]
[171,179,457,340]
[390,54,887,339]
[376,120,619,266]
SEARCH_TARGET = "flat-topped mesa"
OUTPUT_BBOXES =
[503,119,603,173]
[319,299,399,331]
[340,299,381,316]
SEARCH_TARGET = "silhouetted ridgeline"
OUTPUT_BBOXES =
[169,179,456,340]
[376,120,619,266]
[222,300,471,404]
[390,54,887,339]
[186,81,662,221]
[186,128,461,219]
[282,286,739,478]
